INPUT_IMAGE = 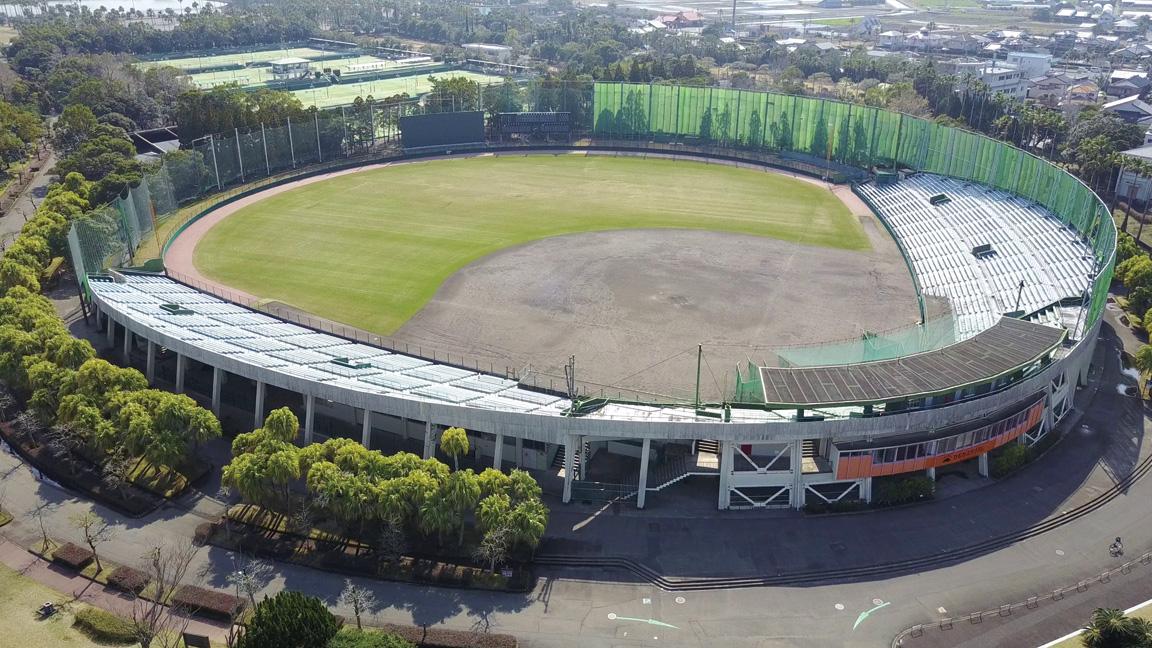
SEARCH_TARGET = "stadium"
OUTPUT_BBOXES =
[71,82,1115,512]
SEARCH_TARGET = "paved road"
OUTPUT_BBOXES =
[0,150,54,251]
[0,314,1148,648]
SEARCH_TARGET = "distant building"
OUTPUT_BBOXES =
[1116,144,1152,201]
[462,43,514,62]
[1005,51,1052,78]
[1027,72,1074,107]
[1102,94,1152,124]
[270,57,312,81]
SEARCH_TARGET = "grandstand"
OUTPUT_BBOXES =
[73,81,1114,512]
[857,174,1097,340]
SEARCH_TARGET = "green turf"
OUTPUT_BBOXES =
[193,154,868,334]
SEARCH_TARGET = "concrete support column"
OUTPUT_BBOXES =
[145,340,156,383]
[253,380,266,429]
[361,409,372,449]
[718,440,734,510]
[574,437,584,481]
[211,367,223,416]
[860,477,873,503]
[562,434,580,504]
[492,433,504,470]
[637,437,652,509]
[790,439,805,510]
[422,421,437,459]
[515,436,523,468]
[926,466,936,481]
[175,353,187,394]
[122,327,132,363]
[978,452,990,478]
[303,394,315,444]
[105,317,116,347]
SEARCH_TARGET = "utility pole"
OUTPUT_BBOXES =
[1013,279,1026,313]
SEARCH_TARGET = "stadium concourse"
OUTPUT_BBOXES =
[88,169,1100,512]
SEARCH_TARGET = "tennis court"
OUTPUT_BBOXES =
[290,71,505,108]
[184,55,394,89]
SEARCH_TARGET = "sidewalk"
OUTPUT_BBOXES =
[0,149,55,250]
[0,538,230,639]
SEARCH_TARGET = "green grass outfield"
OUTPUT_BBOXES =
[193,154,869,334]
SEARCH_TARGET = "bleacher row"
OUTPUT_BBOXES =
[857,174,1096,340]
[89,274,570,415]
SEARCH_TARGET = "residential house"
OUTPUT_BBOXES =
[1102,94,1152,123]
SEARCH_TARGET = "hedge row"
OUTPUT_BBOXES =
[171,584,246,620]
[378,623,517,648]
[52,542,94,570]
[106,564,151,594]
[73,605,136,644]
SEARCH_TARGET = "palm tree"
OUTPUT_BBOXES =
[439,426,469,471]
[1082,607,1152,648]
[505,499,548,555]
[418,496,457,546]
[443,470,480,546]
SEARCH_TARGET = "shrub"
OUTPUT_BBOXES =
[171,584,245,621]
[73,606,136,644]
[872,476,935,507]
[52,542,94,570]
[105,565,150,594]
[991,443,1034,478]
[236,591,340,648]
[328,628,415,648]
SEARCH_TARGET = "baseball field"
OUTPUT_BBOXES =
[190,154,871,336]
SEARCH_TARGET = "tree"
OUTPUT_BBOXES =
[53,104,98,154]
[439,426,469,470]
[444,469,480,545]
[226,556,274,609]
[236,591,339,648]
[338,579,378,630]
[473,525,511,572]
[418,494,457,546]
[71,510,114,573]
[130,541,201,648]
[505,498,549,552]
[1081,607,1152,648]
[1133,345,1152,378]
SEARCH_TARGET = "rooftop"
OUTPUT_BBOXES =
[758,317,1065,407]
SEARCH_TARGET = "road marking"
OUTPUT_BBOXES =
[642,598,651,605]
[674,596,686,604]
[608,613,681,630]
[938,607,947,614]
[1055,549,1065,556]
[854,601,891,630]
[835,603,845,611]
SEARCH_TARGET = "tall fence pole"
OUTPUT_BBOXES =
[209,135,222,191]
[315,112,323,162]
[288,116,297,168]
[235,127,245,183]
[341,106,350,156]
[262,123,271,176]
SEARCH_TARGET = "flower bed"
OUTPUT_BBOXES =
[171,584,245,621]
[105,565,151,595]
[52,542,94,571]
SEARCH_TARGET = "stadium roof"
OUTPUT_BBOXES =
[758,317,1065,407]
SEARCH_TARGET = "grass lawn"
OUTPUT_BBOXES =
[193,154,867,335]
[0,564,137,647]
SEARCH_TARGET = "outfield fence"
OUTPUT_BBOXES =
[68,81,1116,396]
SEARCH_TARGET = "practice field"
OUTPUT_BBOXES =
[194,154,870,331]
[184,55,390,89]
[289,71,504,108]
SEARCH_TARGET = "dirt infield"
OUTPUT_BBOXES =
[165,154,927,402]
